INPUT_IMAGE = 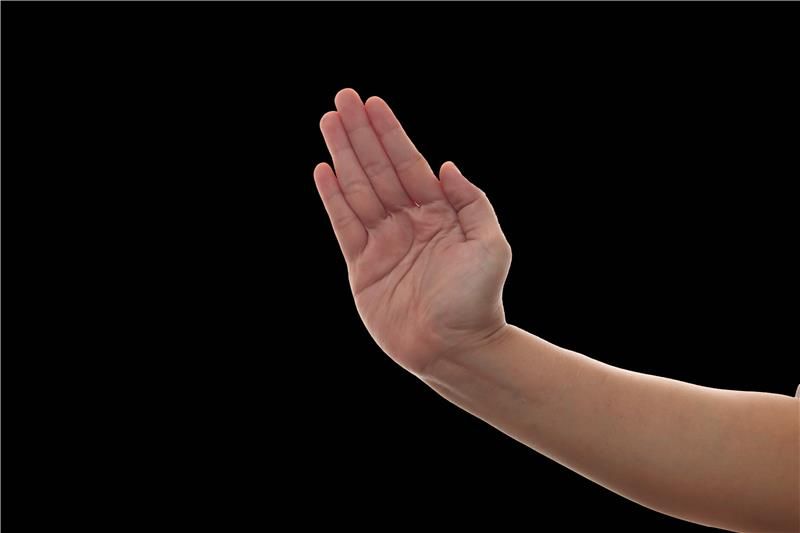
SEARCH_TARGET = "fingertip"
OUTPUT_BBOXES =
[364,95,387,109]
[313,163,339,198]
[439,161,465,184]
[364,96,395,132]
[320,111,338,130]
[313,162,334,187]
[314,161,328,175]
[440,160,460,175]
[335,88,362,108]
[364,96,392,118]
[314,161,334,178]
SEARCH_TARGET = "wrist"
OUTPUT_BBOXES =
[417,323,518,380]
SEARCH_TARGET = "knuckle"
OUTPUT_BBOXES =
[362,158,391,177]
[342,179,373,197]
[333,212,356,228]
[489,235,512,258]
[395,152,426,174]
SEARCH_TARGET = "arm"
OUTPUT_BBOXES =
[424,325,799,532]
[314,88,800,532]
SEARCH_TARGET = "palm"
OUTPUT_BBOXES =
[353,200,505,371]
[314,90,510,373]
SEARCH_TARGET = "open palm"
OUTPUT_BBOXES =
[314,90,511,374]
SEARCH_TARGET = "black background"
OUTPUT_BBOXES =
[4,2,799,530]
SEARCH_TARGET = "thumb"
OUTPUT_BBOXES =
[440,161,506,245]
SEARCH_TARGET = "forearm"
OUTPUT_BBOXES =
[420,325,800,532]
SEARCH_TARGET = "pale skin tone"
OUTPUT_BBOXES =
[314,88,800,532]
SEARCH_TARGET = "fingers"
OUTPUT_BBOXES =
[320,111,386,228]
[364,96,446,205]
[334,89,413,211]
[313,162,367,262]
[440,162,505,244]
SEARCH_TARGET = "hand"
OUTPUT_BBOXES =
[314,89,511,374]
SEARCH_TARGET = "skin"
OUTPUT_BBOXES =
[314,88,800,532]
